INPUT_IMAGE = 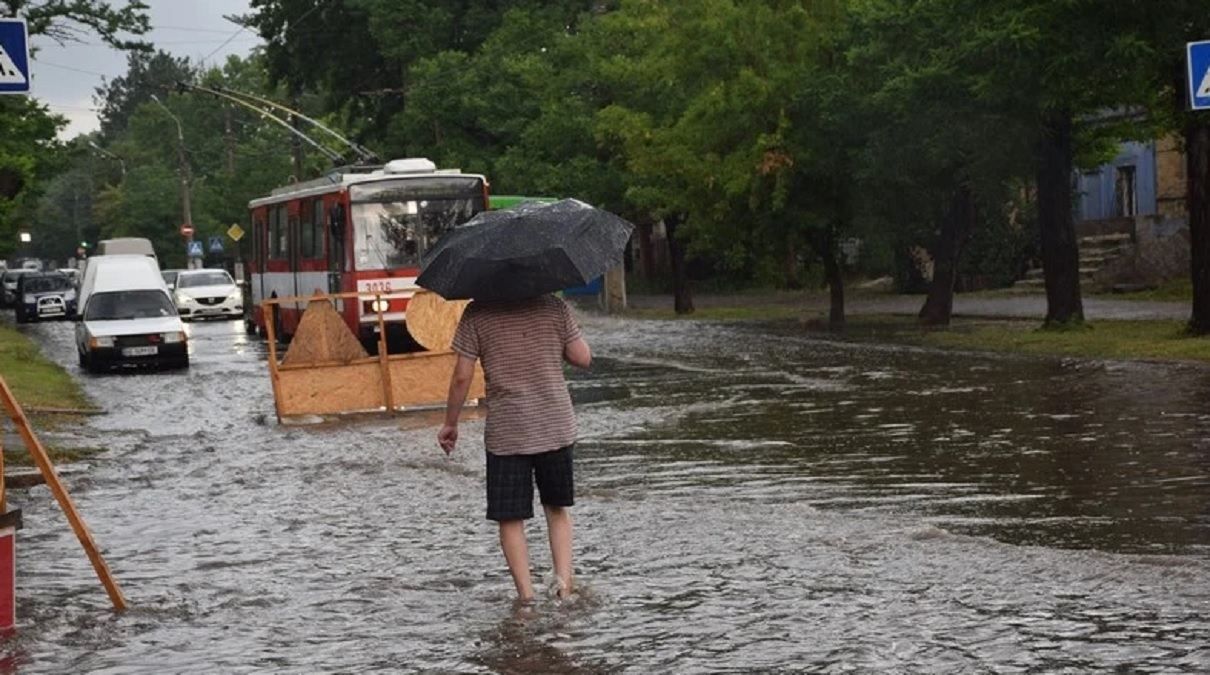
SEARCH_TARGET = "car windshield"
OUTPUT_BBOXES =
[84,290,177,321]
[23,275,71,293]
[3,271,27,284]
[177,271,233,288]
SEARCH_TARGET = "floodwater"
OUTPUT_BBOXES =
[2,313,1208,672]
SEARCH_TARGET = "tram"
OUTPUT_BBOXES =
[246,158,489,344]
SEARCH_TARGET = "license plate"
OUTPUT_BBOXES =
[122,346,158,357]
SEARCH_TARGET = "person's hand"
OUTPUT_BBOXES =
[438,423,458,454]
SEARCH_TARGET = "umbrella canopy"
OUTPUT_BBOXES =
[417,198,634,302]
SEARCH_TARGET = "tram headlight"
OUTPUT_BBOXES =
[369,298,390,313]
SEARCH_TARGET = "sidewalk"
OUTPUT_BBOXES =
[627,290,1190,321]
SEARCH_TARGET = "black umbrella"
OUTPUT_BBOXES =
[417,198,634,302]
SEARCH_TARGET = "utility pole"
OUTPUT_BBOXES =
[151,94,196,268]
[289,88,305,179]
[224,105,236,175]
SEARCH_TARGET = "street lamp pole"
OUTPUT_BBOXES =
[150,94,196,267]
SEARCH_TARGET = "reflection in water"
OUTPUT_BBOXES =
[2,317,1208,672]
[473,601,604,675]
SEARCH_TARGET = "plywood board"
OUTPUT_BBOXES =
[405,291,469,352]
[275,350,484,417]
[388,351,485,408]
[282,298,369,366]
[277,361,384,416]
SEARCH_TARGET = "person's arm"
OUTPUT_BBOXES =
[438,354,477,454]
[563,336,591,369]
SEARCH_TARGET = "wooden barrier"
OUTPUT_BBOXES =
[261,290,484,421]
[0,377,127,614]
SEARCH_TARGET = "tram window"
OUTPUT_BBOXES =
[287,215,298,259]
[270,206,287,259]
[300,202,315,259]
[299,198,323,259]
[311,198,324,258]
[253,217,263,262]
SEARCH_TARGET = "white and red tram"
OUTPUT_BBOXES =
[246,158,489,345]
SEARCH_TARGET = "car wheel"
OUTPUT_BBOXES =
[14,308,27,324]
[80,351,99,373]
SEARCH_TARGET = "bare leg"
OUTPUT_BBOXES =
[543,505,574,597]
[498,520,534,601]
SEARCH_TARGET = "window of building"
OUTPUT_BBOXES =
[1115,165,1137,217]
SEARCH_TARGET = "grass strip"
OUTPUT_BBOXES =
[0,323,91,410]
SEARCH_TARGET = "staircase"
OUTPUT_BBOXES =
[1015,232,1134,289]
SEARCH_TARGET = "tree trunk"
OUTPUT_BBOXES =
[1187,119,1210,334]
[637,221,655,279]
[919,183,975,326]
[784,238,802,289]
[821,227,845,330]
[1036,110,1084,326]
[665,214,694,314]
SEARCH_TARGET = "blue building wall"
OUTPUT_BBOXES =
[1074,141,1157,222]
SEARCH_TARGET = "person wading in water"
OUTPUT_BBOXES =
[438,294,592,602]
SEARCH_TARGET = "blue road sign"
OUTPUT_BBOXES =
[1189,40,1210,111]
[186,240,204,258]
[0,19,30,95]
[208,236,224,255]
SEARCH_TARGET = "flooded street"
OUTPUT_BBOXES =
[3,314,1208,672]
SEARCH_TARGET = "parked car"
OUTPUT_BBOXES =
[161,268,185,291]
[75,255,188,372]
[15,272,77,323]
[173,269,243,321]
[0,269,30,308]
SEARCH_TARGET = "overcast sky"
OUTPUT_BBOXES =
[26,0,261,139]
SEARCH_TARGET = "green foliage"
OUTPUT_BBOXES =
[27,0,1204,310]
[0,98,65,258]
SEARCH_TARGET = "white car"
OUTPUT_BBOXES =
[75,256,188,372]
[174,269,243,321]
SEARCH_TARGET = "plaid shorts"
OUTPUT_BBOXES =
[485,445,575,521]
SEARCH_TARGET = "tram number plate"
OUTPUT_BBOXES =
[122,346,158,357]
[364,281,394,293]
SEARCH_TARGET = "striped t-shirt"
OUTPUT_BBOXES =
[451,295,583,456]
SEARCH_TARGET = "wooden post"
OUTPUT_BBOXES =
[374,294,396,412]
[0,378,127,612]
[0,426,6,514]
[603,264,627,314]
[262,301,285,422]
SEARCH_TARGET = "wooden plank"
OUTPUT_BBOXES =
[0,425,5,515]
[262,303,285,423]
[0,377,127,612]
[374,294,396,412]
[23,406,106,416]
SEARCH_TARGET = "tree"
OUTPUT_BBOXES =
[848,0,1033,326]
[943,0,1152,327]
[0,0,149,257]
[4,0,150,50]
[1133,5,1210,334]
[0,98,64,258]
[95,51,195,138]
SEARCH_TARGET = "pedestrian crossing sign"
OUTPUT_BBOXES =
[1189,40,1210,111]
[0,19,30,95]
